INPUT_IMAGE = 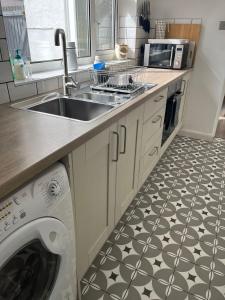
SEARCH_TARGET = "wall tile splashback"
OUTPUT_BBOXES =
[7,82,38,102]
[0,83,9,104]
[0,38,8,61]
[0,16,5,38]
[0,61,13,83]
[37,78,59,95]
[119,15,149,63]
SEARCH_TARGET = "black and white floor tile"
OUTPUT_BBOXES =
[81,136,225,300]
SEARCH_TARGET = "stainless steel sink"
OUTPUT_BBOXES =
[27,97,114,122]
[13,82,157,122]
[75,92,125,105]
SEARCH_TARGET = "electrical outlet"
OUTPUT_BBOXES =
[219,21,225,30]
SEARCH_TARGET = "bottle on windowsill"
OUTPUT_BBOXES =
[13,49,26,81]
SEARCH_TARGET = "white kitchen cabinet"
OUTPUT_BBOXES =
[138,88,167,188]
[72,124,117,280]
[72,106,143,280]
[143,89,168,122]
[139,132,162,184]
[71,80,189,283]
[115,106,143,224]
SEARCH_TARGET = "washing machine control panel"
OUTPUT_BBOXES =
[0,191,28,239]
[0,163,70,242]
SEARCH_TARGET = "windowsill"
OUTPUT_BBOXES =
[14,59,135,86]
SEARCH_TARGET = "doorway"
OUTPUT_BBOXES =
[215,96,225,139]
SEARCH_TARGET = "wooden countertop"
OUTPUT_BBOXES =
[0,69,190,200]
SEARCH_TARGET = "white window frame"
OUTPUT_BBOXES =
[29,0,117,74]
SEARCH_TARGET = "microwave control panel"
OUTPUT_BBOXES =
[173,45,184,69]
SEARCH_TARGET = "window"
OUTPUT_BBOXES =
[75,0,90,58]
[1,0,117,72]
[95,0,116,51]
[24,0,90,62]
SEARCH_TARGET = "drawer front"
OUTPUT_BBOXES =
[142,106,165,154]
[140,134,162,185]
[144,88,167,122]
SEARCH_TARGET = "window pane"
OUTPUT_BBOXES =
[1,0,91,63]
[95,0,115,51]
[75,0,90,57]
[24,0,67,62]
[1,1,31,60]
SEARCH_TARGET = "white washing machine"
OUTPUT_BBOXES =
[0,163,77,300]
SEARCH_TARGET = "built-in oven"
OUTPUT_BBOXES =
[162,79,186,145]
[144,39,194,70]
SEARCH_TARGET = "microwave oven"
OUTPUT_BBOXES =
[144,39,195,70]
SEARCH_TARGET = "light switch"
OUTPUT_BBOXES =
[219,21,225,30]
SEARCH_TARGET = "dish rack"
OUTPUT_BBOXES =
[89,66,151,94]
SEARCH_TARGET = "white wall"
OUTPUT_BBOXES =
[151,0,225,139]
[118,0,139,16]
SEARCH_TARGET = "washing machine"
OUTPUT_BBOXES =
[0,163,77,300]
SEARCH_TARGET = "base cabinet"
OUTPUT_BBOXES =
[138,89,167,188]
[72,125,117,281]
[139,133,162,184]
[115,106,143,223]
[70,78,190,286]
[72,106,143,281]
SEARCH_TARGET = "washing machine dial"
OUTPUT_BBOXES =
[48,180,61,197]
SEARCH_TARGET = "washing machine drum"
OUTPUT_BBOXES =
[0,218,72,300]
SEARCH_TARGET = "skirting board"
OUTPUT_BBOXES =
[179,128,214,141]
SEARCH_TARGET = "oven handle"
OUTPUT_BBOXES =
[169,46,175,67]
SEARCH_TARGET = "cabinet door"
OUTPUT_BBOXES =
[72,124,117,280]
[115,106,143,223]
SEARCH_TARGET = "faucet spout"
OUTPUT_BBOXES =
[55,28,79,96]
[54,28,69,78]
[54,29,62,46]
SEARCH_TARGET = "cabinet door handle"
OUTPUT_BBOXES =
[120,125,127,154]
[112,131,119,162]
[149,147,159,157]
[180,79,187,97]
[154,95,164,103]
[152,115,162,124]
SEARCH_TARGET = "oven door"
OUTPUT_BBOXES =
[0,218,73,300]
[162,96,177,145]
[144,43,176,68]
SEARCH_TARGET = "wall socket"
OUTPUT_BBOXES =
[219,21,225,30]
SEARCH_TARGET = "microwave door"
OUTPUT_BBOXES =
[148,44,175,68]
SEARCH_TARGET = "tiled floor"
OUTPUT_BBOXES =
[81,135,225,300]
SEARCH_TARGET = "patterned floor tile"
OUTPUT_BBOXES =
[81,136,225,300]
[152,269,189,300]
[104,283,141,300]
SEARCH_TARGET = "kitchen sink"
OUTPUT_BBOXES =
[27,97,114,122]
[13,82,157,122]
[75,92,128,105]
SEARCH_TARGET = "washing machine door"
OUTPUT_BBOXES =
[0,217,73,300]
